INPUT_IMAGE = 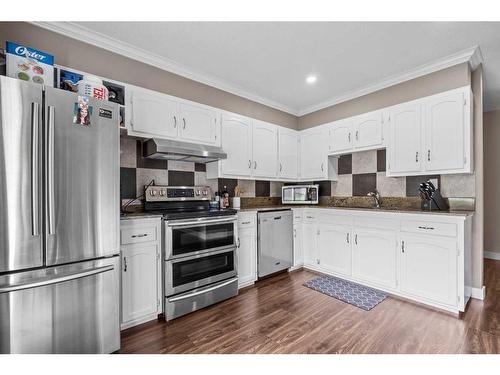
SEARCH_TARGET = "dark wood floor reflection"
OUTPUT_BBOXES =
[119,259,500,354]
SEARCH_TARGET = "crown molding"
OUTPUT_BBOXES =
[31,21,300,116]
[31,22,483,118]
[297,45,484,116]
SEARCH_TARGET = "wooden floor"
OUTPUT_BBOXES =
[120,259,500,354]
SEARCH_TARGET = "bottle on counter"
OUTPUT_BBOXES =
[221,186,230,209]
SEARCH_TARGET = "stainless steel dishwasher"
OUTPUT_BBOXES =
[257,209,293,277]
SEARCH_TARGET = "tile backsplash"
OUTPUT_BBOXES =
[120,137,475,205]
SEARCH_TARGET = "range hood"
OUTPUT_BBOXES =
[143,138,227,163]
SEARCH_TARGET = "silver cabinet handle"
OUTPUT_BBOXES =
[31,102,40,237]
[248,159,251,168]
[237,238,241,248]
[418,226,435,230]
[46,105,55,235]
[356,130,359,141]
[0,265,114,294]
[254,161,257,169]
[427,150,431,162]
[294,229,297,238]
[415,151,419,162]
[306,215,314,219]
[173,116,177,128]
[182,118,186,129]
[168,278,238,302]
[348,132,351,142]
[280,163,282,172]
[123,257,127,272]
[321,162,324,172]
[355,234,358,245]
[346,233,349,244]
[131,233,148,238]
[401,240,405,253]
[240,221,251,225]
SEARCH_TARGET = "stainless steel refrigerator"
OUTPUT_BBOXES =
[0,75,120,354]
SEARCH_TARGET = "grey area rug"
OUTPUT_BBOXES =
[304,275,388,311]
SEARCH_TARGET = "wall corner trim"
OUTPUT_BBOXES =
[471,286,486,300]
[484,250,500,260]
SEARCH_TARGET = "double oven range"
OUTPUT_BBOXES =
[144,185,238,320]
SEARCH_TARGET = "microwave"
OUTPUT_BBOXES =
[282,184,319,205]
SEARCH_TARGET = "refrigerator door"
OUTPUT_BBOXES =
[0,76,43,273]
[44,87,120,265]
[0,256,120,353]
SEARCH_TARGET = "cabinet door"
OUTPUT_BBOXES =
[129,87,178,139]
[388,102,423,174]
[329,119,353,154]
[352,228,397,289]
[302,223,319,267]
[179,102,219,145]
[253,120,278,178]
[278,128,299,179]
[353,111,383,149]
[400,234,457,306]
[293,224,303,267]
[300,128,327,179]
[424,91,466,172]
[237,227,257,288]
[220,114,253,177]
[121,244,159,324]
[317,224,352,276]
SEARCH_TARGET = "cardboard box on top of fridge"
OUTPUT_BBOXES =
[6,41,54,87]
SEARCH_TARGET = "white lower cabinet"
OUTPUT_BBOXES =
[400,234,458,307]
[318,224,352,276]
[237,213,257,288]
[292,223,303,269]
[303,222,319,267]
[120,218,162,330]
[352,228,397,290]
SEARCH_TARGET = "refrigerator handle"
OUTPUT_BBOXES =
[31,102,40,237]
[0,265,114,294]
[46,105,55,235]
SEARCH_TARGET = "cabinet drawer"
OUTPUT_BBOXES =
[121,226,158,245]
[292,210,303,222]
[238,213,256,228]
[303,211,317,223]
[401,220,457,237]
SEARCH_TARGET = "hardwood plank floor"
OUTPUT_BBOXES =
[119,259,500,354]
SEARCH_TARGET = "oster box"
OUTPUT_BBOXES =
[6,41,54,87]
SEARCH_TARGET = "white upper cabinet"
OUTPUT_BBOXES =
[252,120,278,178]
[220,114,253,177]
[278,128,299,180]
[127,86,179,139]
[424,90,469,173]
[329,119,353,154]
[387,102,423,174]
[387,87,472,176]
[353,110,384,150]
[300,126,336,180]
[178,102,218,145]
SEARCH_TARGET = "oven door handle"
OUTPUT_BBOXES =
[167,217,237,227]
[168,246,237,263]
[167,278,238,302]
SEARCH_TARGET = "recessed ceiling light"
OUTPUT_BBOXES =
[306,75,317,84]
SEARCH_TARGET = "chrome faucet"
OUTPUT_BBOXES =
[367,190,381,208]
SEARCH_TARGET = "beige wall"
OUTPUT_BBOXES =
[471,66,484,290]
[298,63,471,129]
[0,22,298,129]
[484,110,500,255]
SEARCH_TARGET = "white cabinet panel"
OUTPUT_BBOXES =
[329,119,353,154]
[300,127,328,180]
[121,243,160,326]
[278,128,299,179]
[352,228,397,289]
[253,120,278,178]
[353,111,383,149]
[424,91,466,172]
[318,224,352,276]
[293,223,303,268]
[179,102,218,145]
[302,223,319,267]
[129,87,178,139]
[220,114,253,177]
[388,102,422,174]
[400,234,457,306]
[237,226,257,288]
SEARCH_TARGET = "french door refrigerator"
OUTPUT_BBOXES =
[0,75,120,354]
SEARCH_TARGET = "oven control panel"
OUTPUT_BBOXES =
[145,186,212,202]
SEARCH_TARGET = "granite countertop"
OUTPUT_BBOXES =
[237,205,474,217]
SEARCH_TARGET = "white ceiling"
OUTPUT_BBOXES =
[47,22,500,115]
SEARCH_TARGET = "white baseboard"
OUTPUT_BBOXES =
[484,251,500,260]
[471,286,486,300]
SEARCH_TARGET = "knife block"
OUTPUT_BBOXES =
[420,189,449,211]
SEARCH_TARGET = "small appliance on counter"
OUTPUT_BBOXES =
[418,180,449,211]
[281,184,319,204]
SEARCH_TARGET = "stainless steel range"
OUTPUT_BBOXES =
[144,186,238,320]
